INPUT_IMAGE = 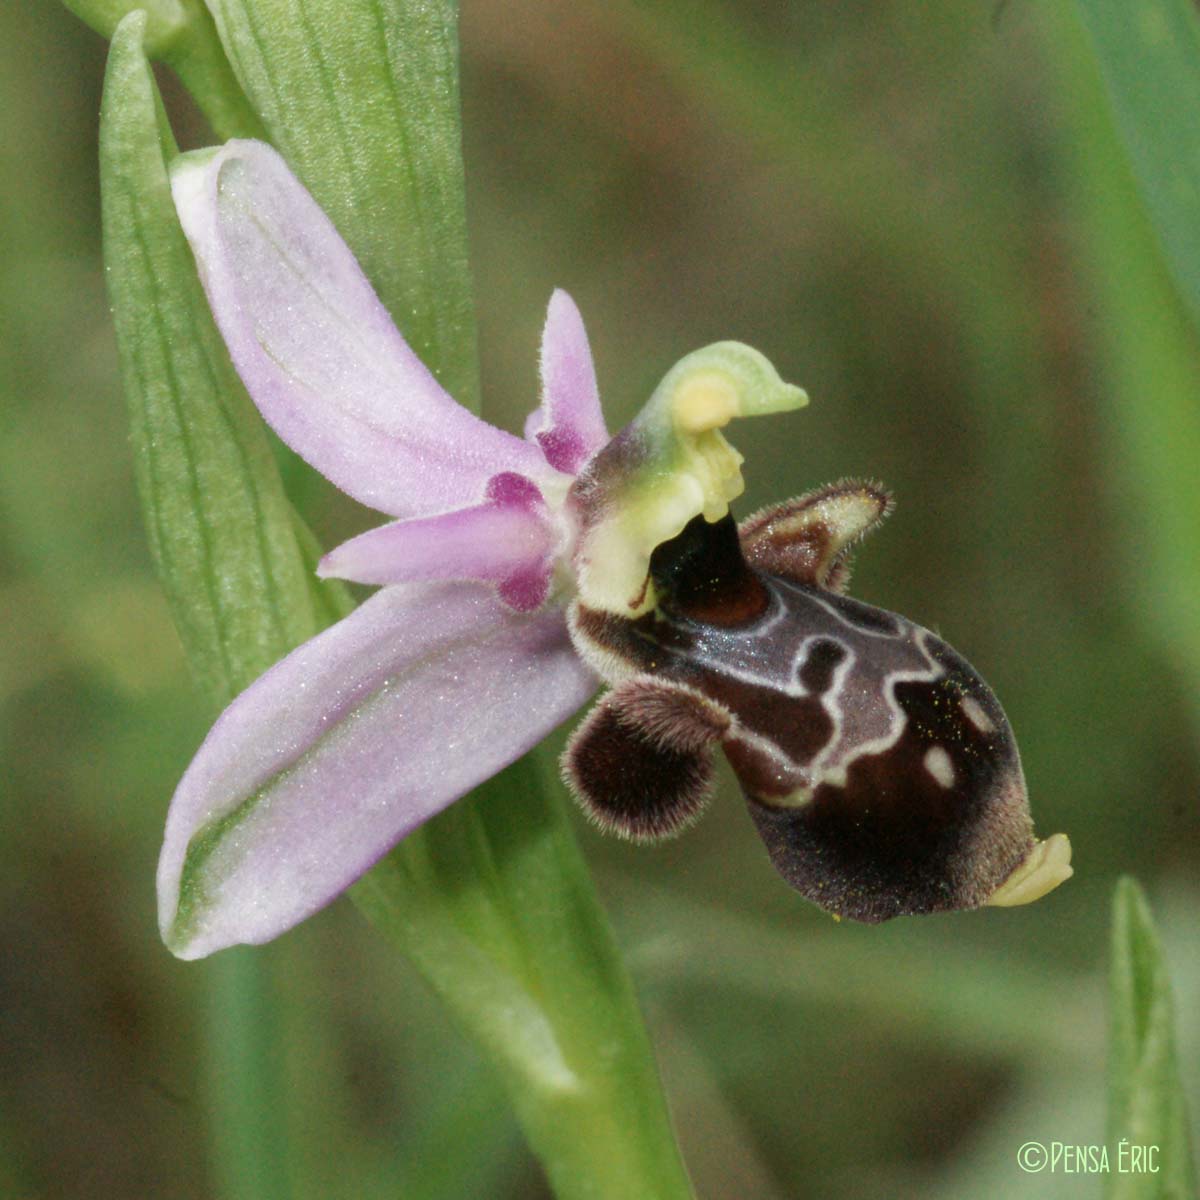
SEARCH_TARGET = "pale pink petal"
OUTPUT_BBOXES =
[171,140,546,517]
[157,583,597,959]
[524,289,608,474]
[318,474,557,611]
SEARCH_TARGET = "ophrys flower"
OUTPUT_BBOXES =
[160,139,1069,959]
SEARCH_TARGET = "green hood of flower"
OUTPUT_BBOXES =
[570,342,807,615]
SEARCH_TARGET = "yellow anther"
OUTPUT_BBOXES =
[674,372,741,433]
[571,341,807,616]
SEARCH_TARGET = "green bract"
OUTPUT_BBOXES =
[99,12,332,708]
[204,0,480,404]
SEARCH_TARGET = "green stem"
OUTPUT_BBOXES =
[164,5,269,142]
[204,950,293,1200]
[353,756,696,1200]
[62,0,267,140]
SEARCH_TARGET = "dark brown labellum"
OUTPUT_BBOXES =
[564,480,1045,922]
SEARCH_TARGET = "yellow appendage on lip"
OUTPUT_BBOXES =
[986,832,1074,907]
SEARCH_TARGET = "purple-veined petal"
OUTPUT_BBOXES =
[170,139,547,517]
[318,473,558,612]
[157,582,597,959]
[525,289,608,474]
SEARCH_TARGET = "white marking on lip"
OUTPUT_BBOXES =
[816,627,943,783]
[688,638,844,697]
[923,745,955,789]
[807,637,855,772]
[960,695,995,734]
[726,720,798,773]
[658,582,945,786]
[762,783,814,809]
[781,580,905,641]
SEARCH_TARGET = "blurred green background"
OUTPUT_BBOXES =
[2,2,1197,1198]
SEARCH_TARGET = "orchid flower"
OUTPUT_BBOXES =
[161,139,1071,960]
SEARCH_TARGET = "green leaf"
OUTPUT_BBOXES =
[204,0,480,408]
[1049,2,1200,726]
[1074,0,1200,334]
[1107,878,1197,1199]
[99,11,327,706]
[101,20,325,1200]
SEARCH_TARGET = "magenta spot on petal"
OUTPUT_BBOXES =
[499,566,552,612]
[536,427,588,474]
[486,472,544,508]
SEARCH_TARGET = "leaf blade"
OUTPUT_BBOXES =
[1075,0,1200,333]
[99,11,325,705]
[1107,877,1198,1199]
[205,0,480,408]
